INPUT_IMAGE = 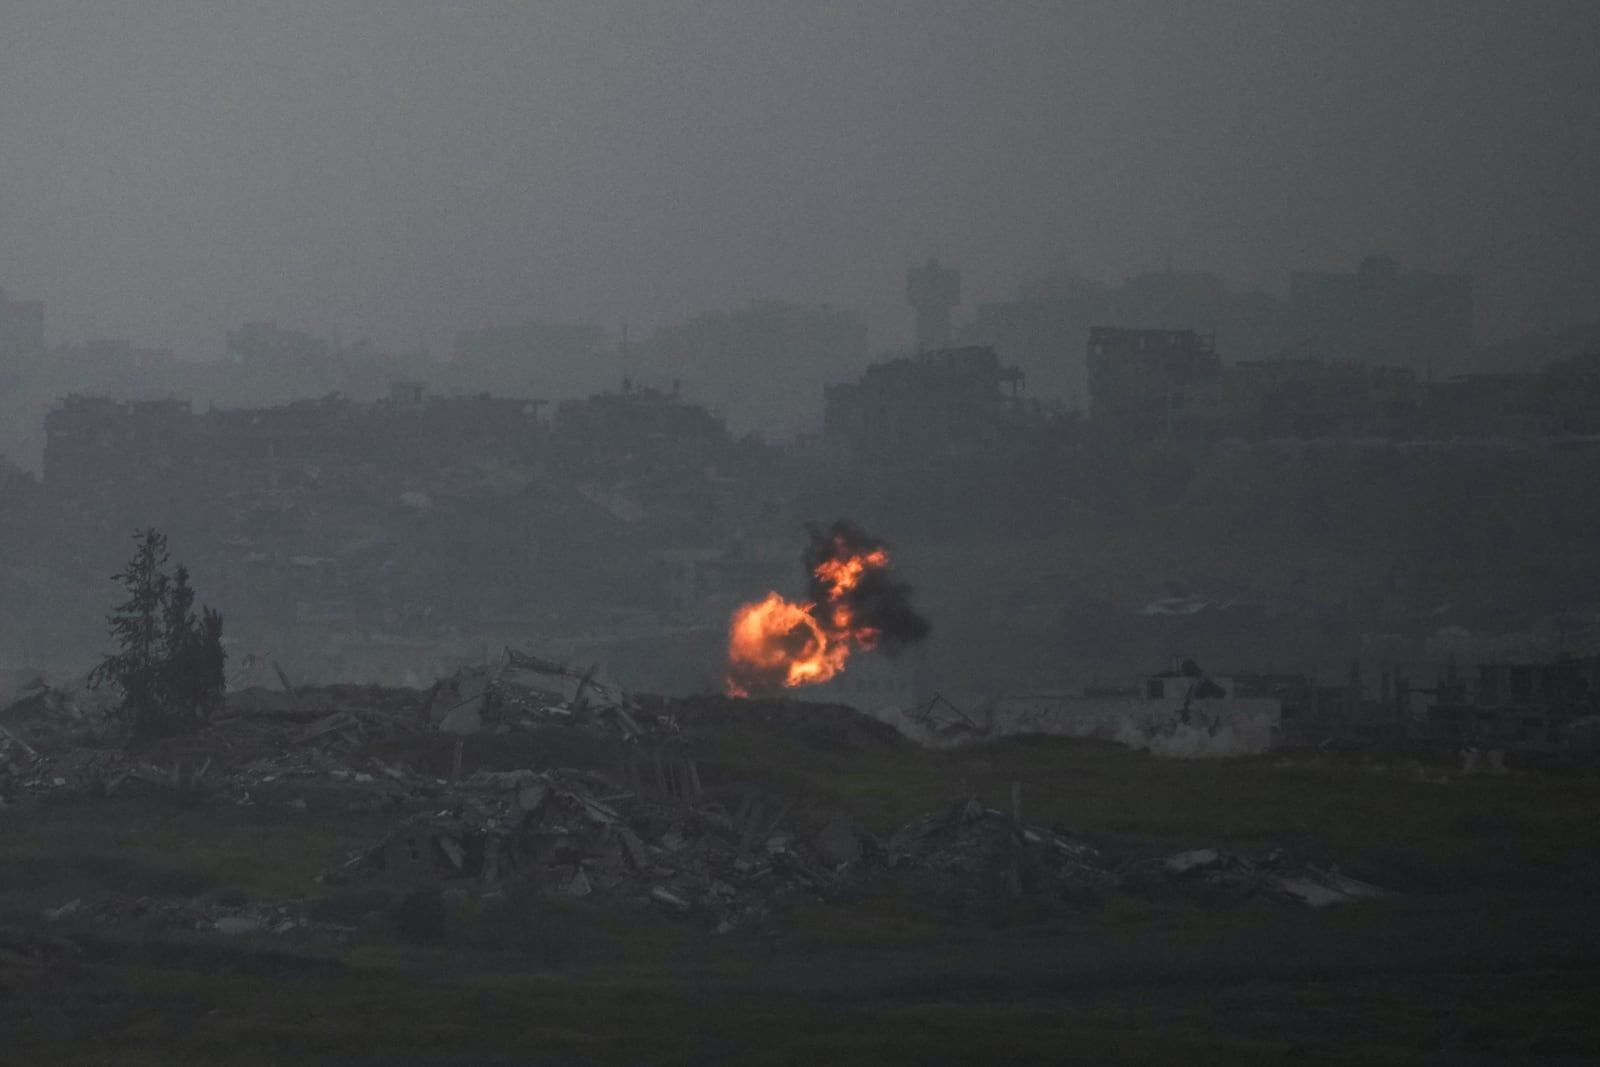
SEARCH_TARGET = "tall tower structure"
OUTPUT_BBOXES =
[0,288,45,366]
[906,258,960,352]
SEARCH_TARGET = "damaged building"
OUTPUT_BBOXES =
[29,377,778,685]
[42,389,551,493]
[1085,326,1225,438]
[1411,654,1600,753]
[822,346,1029,463]
[1085,322,1600,441]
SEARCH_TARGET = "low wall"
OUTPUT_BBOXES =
[869,693,1282,758]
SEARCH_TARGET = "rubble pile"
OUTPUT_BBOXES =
[883,797,1119,904]
[428,649,662,740]
[1123,846,1389,907]
[0,683,430,806]
[0,673,117,774]
[338,782,1387,933]
[0,648,666,808]
[4,654,1393,948]
[338,765,856,934]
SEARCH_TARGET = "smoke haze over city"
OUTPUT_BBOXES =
[2,1,1597,365]
[6,6,1600,1062]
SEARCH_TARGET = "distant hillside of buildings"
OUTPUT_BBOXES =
[1084,326,1600,442]
[960,255,1475,408]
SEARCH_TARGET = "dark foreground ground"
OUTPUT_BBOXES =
[4,700,1600,1065]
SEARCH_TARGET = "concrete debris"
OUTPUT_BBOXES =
[338,763,804,932]
[1129,847,1388,907]
[437,697,484,736]
[43,899,81,922]
[882,797,1118,902]
[1276,869,1388,907]
[0,721,39,761]
[3,662,1391,948]
[297,710,361,745]
[650,887,691,910]
[870,688,1280,758]
[426,647,658,740]
[618,827,650,871]
[1162,848,1223,875]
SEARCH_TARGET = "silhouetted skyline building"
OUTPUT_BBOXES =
[965,268,1291,411]
[631,300,868,442]
[824,345,1025,461]
[0,288,45,365]
[1286,254,1473,374]
[453,319,613,400]
[1086,327,1222,436]
[906,258,961,353]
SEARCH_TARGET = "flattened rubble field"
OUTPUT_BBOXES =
[1,678,1386,943]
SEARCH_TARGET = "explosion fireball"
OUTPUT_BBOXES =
[726,521,929,697]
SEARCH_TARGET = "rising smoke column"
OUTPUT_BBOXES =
[726,520,930,697]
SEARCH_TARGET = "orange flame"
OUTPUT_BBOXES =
[726,542,892,697]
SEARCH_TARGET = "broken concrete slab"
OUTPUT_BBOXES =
[1277,869,1387,906]
[296,710,360,744]
[437,835,466,870]
[618,827,651,871]
[1163,848,1224,875]
[649,887,690,911]
[437,695,484,735]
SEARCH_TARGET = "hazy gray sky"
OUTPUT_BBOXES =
[1,1,1596,359]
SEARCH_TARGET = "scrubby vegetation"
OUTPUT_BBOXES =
[88,527,225,740]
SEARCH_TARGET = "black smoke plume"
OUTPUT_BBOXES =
[804,520,931,651]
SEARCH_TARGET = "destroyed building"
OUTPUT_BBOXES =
[956,257,1475,419]
[1084,321,1600,441]
[1415,654,1600,752]
[28,373,785,683]
[822,346,1028,462]
[1226,357,1421,439]
[1229,652,1600,758]
[552,382,729,475]
[965,268,1293,409]
[1085,326,1224,437]
[861,661,1283,758]
[1418,362,1600,438]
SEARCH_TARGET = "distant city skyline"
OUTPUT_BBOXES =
[0,251,1492,364]
[1,3,1596,363]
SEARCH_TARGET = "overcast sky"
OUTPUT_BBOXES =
[1,1,1596,359]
